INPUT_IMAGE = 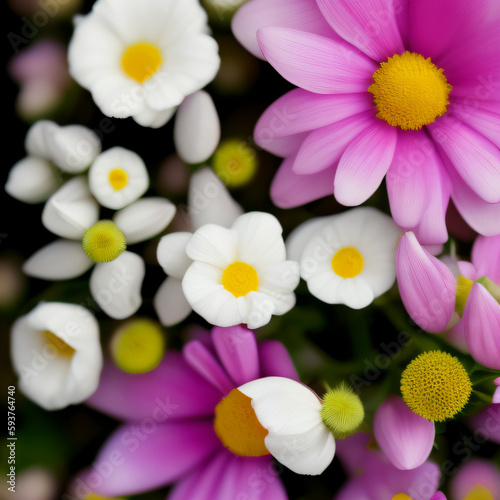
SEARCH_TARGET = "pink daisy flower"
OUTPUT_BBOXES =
[232,0,500,245]
[75,326,297,499]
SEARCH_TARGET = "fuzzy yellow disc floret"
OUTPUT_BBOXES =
[213,139,257,188]
[82,220,127,263]
[401,350,472,422]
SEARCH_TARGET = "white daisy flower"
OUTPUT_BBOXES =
[88,146,149,210]
[182,211,300,329]
[67,0,221,128]
[154,166,243,326]
[5,120,101,204]
[24,178,176,319]
[10,302,102,410]
[287,207,401,309]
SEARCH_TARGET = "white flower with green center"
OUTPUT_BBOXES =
[23,177,176,319]
[67,0,220,128]
[10,302,102,410]
[287,207,401,309]
[181,211,300,328]
[5,120,101,204]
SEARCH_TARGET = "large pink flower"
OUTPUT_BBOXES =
[232,0,500,245]
[74,326,298,499]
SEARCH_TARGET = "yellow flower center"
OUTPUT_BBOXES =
[82,220,127,263]
[368,51,452,130]
[320,382,365,439]
[111,318,166,374]
[464,486,494,500]
[214,388,270,457]
[108,168,129,191]
[43,330,75,358]
[455,275,474,317]
[400,350,472,422]
[392,495,413,500]
[86,495,125,500]
[121,42,163,84]
[331,247,364,278]
[222,261,259,298]
[213,139,258,188]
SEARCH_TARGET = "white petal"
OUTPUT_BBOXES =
[185,224,238,268]
[23,240,94,280]
[157,232,193,279]
[42,177,99,239]
[10,302,102,410]
[285,216,330,262]
[335,278,374,309]
[24,120,58,157]
[88,147,149,210]
[5,157,60,204]
[113,197,176,244]
[188,166,243,230]
[174,90,220,164]
[133,105,177,129]
[231,212,286,265]
[153,277,192,326]
[90,251,145,319]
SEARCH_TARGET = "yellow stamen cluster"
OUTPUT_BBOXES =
[111,318,166,374]
[369,51,452,130]
[214,388,269,457]
[82,220,127,263]
[43,330,75,358]
[392,495,413,500]
[121,42,163,84]
[222,261,259,298]
[400,350,472,422]
[455,275,474,316]
[464,486,494,500]
[320,382,364,439]
[331,247,364,279]
[108,168,129,191]
[213,139,257,188]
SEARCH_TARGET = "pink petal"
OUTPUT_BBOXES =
[293,111,374,174]
[429,116,500,203]
[86,353,220,421]
[231,0,332,59]
[430,493,447,500]
[183,340,235,395]
[255,130,308,158]
[374,395,435,470]
[463,283,500,370]
[468,404,500,445]
[258,340,299,380]
[91,420,219,497]
[317,0,405,61]
[254,88,374,139]
[396,232,456,333]
[444,319,469,353]
[257,27,377,94]
[471,234,500,284]
[211,325,260,387]
[450,458,500,500]
[270,153,335,208]
[334,120,397,206]
[334,432,374,476]
[452,106,500,149]
[494,378,500,404]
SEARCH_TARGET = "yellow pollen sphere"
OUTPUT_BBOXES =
[222,261,259,298]
[214,388,270,457]
[43,330,75,358]
[400,350,472,422]
[108,168,129,191]
[392,495,413,500]
[331,247,364,278]
[320,382,365,439]
[464,486,494,500]
[213,139,258,188]
[121,42,163,84]
[111,318,166,374]
[368,51,452,130]
[82,220,127,263]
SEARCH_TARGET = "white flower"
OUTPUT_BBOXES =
[182,211,300,329]
[237,377,336,475]
[287,207,401,309]
[24,178,176,319]
[67,0,220,128]
[5,120,101,204]
[88,146,149,210]
[10,302,102,410]
[154,167,243,326]
[174,90,220,164]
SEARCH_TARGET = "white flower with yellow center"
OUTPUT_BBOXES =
[23,177,176,319]
[88,146,149,210]
[10,302,102,410]
[287,207,401,309]
[67,0,220,128]
[182,211,300,328]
